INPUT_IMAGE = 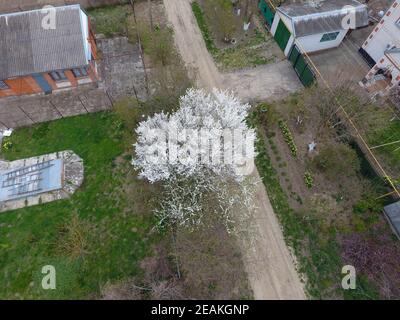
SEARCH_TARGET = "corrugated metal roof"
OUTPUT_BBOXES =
[278,0,366,17]
[277,0,369,37]
[0,5,87,80]
[384,201,400,238]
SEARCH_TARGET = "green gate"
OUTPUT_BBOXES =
[288,45,315,87]
[274,19,291,51]
[258,0,275,27]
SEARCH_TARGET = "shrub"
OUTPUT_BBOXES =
[130,19,175,66]
[113,97,141,131]
[312,143,360,180]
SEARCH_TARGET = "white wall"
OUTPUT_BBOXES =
[271,12,293,36]
[363,1,400,62]
[79,9,91,62]
[270,14,280,35]
[284,35,295,56]
[295,29,347,53]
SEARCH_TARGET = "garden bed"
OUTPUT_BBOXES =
[250,87,400,299]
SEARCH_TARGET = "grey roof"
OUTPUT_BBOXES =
[0,5,88,80]
[278,0,369,37]
[384,201,400,238]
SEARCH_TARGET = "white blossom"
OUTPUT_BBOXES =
[132,88,256,183]
[132,88,257,232]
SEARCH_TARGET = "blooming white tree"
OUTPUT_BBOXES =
[132,88,256,232]
[133,88,256,183]
[155,172,256,233]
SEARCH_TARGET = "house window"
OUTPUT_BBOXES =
[0,80,9,90]
[320,31,340,42]
[49,70,67,82]
[72,67,89,78]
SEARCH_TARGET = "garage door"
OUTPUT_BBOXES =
[274,19,291,51]
[288,45,316,87]
[258,0,275,27]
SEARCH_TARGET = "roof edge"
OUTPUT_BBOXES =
[0,4,82,18]
[277,3,368,21]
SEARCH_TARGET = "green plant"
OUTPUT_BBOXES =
[113,97,141,131]
[56,212,93,260]
[192,2,218,54]
[192,1,272,71]
[278,120,297,157]
[2,140,13,150]
[304,171,314,189]
[312,143,360,180]
[88,5,130,37]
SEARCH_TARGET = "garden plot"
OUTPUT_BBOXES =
[251,86,400,299]
[192,0,284,71]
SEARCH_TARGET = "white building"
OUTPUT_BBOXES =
[360,0,400,95]
[270,0,369,56]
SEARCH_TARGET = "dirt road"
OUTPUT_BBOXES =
[163,0,300,98]
[163,0,306,299]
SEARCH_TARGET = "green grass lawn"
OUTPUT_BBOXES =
[0,112,160,299]
[367,120,400,175]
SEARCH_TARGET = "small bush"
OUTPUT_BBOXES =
[56,213,93,260]
[312,143,360,180]
[113,97,142,131]
[2,140,13,150]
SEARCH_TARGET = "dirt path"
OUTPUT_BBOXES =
[163,0,300,97]
[163,0,306,300]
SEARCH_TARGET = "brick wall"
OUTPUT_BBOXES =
[0,76,42,98]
